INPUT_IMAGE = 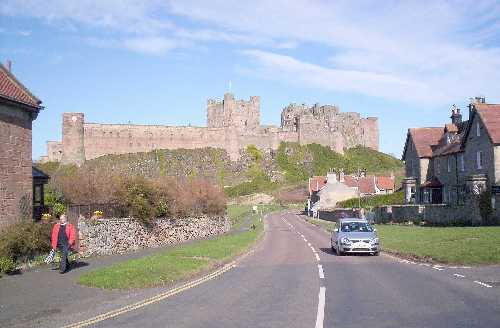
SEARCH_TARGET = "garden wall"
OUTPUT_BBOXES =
[78,216,230,256]
[374,204,483,225]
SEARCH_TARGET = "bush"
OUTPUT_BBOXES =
[0,222,52,263]
[0,256,16,275]
[338,190,404,209]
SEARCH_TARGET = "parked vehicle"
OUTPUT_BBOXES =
[331,218,380,256]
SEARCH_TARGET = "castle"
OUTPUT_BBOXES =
[40,93,379,165]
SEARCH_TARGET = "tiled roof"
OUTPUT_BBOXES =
[475,103,500,144]
[408,127,443,158]
[376,176,395,190]
[309,176,327,194]
[0,63,41,109]
[343,176,376,194]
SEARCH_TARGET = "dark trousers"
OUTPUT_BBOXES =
[57,243,70,273]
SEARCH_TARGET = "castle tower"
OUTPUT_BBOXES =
[61,113,85,166]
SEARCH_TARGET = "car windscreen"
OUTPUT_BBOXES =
[341,222,373,232]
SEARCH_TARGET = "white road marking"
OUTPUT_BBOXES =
[432,266,444,271]
[310,246,316,253]
[315,287,326,328]
[315,253,321,262]
[318,264,325,279]
[453,273,466,278]
[303,237,308,242]
[474,281,493,288]
[308,242,312,247]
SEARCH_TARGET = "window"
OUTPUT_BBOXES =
[476,151,484,169]
[476,122,481,137]
[437,160,441,174]
[443,186,447,203]
[459,153,465,172]
[408,160,413,176]
[447,157,451,172]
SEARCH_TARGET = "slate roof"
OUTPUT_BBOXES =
[0,63,42,109]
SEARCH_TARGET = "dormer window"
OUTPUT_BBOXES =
[446,134,452,144]
[476,122,481,137]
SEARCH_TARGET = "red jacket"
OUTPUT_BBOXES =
[51,223,76,250]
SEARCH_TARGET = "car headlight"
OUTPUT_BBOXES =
[371,238,379,245]
[341,237,351,245]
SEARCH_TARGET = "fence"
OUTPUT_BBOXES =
[66,203,127,222]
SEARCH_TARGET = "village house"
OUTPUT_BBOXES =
[307,170,395,215]
[0,62,45,229]
[402,97,500,208]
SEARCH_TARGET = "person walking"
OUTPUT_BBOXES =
[50,214,76,273]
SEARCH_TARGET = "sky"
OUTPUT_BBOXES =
[2,0,500,160]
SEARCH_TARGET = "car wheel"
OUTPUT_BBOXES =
[373,251,380,256]
[336,246,343,256]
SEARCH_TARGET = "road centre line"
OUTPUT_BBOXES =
[474,281,493,288]
[315,253,321,262]
[308,242,312,247]
[315,287,326,328]
[453,273,466,278]
[318,264,325,279]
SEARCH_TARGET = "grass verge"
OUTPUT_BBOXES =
[305,216,500,265]
[306,217,336,233]
[78,204,282,289]
[376,225,500,265]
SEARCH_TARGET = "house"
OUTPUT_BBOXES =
[306,170,396,215]
[0,61,44,229]
[402,97,500,206]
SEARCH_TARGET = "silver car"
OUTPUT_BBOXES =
[331,218,380,256]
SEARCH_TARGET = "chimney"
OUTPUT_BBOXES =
[450,104,462,125]
[4,59,11,72]
[339,168,345,182]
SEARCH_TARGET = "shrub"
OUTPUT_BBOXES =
[0,256,16,275]
[0,222,52,263]
[338,191,404,209]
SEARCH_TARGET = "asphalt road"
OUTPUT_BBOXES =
[91,211,500,328]
[3,211,500,327]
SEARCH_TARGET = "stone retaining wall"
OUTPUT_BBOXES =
[374,204,483,225]
[78,215,230,256]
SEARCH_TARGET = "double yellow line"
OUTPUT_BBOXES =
[62,261,237,328]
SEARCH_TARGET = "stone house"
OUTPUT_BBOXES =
[402,97,500,207]
[307,170,395,214]
[0,62,43,229]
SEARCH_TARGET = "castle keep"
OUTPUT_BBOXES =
[41,93,379,165]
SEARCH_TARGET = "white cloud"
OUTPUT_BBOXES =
[123,37,176,55]
[168,0,500,105]
[241,49,435,104]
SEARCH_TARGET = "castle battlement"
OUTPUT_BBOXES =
[41,94,379,165]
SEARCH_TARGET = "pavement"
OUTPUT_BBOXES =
[1,211,500,327]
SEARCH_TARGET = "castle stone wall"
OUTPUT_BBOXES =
[83,123,226,160]
[43,93,379,164]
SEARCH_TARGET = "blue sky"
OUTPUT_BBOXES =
[2,1,500,160]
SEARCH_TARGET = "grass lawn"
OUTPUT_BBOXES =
[376,225,500,265]
[305,216,500,265]
[78,204,282,289]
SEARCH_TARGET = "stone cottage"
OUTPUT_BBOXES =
[0,62,43,229]
[402,97,500,207]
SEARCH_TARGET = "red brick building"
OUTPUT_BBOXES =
[0,62,43,230]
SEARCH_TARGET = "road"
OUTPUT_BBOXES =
[4,211,499,327]
[77,211,500,328]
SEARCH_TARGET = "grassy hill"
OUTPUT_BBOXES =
[37,143,404,200]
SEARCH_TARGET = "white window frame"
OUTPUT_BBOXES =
[476,151,483,169]
[459,153,465,172]
[476,122,481,137]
